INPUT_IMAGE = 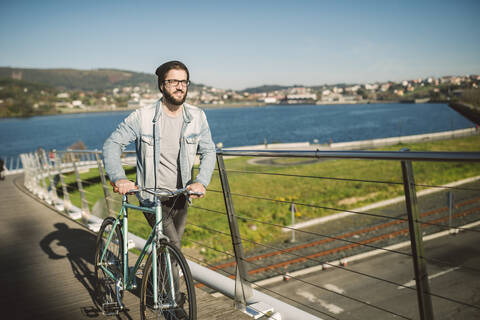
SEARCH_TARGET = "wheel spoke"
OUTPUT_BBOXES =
[94,217,123,315]
[141,243,196,319]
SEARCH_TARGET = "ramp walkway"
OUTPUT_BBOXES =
[0,174,249,319]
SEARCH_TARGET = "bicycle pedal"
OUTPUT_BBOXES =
[136,264,145,276]
[102,302,122,316]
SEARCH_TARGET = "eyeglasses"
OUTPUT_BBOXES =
[164,79,190,87]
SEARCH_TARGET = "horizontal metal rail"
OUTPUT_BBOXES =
[56,148,480,162]
[217,149,480,162]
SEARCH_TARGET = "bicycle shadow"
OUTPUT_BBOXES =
[39,223,141,319]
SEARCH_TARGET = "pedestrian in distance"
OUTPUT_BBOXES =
[0,158,5,180]
[103,60,216,250]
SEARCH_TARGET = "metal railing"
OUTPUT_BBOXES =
[19,147,480,320]
[1,155,22,175]
[212,148,480,320]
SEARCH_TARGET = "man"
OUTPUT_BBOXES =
[0,158,5,180]
[103,60,216,250]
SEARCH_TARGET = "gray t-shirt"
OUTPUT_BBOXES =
[157,112,183,189]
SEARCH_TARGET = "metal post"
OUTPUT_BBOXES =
[290,202,296,243]
[72,156,91,220]
[26,154,34,190]
[401,157,434,320]
[20,154,31,189]
[16,156,20,170]
[34,152,48,199]
[56,153,71,212]
[95,152,114,216]
[447,192,453,232]
[216,153,253,310]
[45,152,58,204]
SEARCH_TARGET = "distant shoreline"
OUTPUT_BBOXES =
[0,99,451,119]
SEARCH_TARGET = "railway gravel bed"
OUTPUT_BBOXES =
[210,180,480,285]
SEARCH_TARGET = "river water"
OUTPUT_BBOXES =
[0,103,474,160]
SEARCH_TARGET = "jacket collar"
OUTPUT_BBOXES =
[152,99,192,124]
[182,103,193,124]
[152,99,162,123]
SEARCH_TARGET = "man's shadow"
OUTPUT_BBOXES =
[39,223,140,318]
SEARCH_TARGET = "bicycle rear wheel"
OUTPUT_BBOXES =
[94,217,124,313]
[140,241,197,320]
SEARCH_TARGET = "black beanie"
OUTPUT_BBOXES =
[155,60,190,83]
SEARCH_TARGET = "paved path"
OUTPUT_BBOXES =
[0,174,249,319]
[265,228,480,319]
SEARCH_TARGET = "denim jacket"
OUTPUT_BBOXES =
[103,99,216,203]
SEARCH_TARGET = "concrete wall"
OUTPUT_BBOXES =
[223,127,478,152]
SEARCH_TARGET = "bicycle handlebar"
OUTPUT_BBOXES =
[110,181,204,198]
[137,187,204,198]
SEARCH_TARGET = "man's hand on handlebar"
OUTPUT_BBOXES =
[113,179,137,195]
[186,182,206,199]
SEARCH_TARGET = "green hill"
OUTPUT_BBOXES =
[0,67,156,91]
[0,78,58,117]
[240,84,290,94]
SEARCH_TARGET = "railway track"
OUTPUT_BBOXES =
[211,195,480,282]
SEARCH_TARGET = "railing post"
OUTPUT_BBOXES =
[216,153,253,310]
[56,152,72,213]
[290,202,296,243]
[401,154,434,320]
[95,151,114,216]
[34,151,48,199]
[26,153,36,191]
[20,154,32,189]
[447,191,454,233]
[45,152,59,204]
[72,154,91,220]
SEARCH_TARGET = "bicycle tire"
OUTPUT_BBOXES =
[140,241,197,320]
[94,217,124,312]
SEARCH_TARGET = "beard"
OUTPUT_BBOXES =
[163,88,187,107]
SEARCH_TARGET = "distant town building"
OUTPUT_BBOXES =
[285,93,317,104]
[57,92,70,99]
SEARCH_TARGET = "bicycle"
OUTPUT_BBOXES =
[94,185,199,319]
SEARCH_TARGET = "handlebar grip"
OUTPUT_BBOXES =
[188,191,205,197]
[110,181,119,193]
[110,180,137,194]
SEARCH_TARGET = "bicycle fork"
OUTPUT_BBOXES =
[152,203,177,310]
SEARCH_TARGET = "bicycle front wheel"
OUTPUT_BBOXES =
[140,242,197,320]
[94,217,124,311]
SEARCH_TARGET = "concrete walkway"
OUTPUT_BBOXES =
[0,174,249,319]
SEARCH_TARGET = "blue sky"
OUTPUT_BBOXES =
[1,0,479,90]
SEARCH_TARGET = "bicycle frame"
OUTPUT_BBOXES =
[98,194,177,309]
